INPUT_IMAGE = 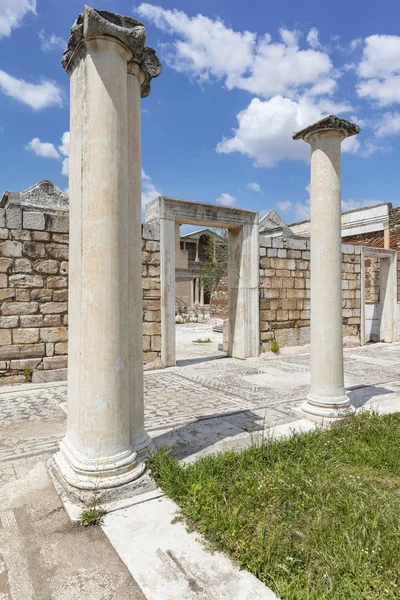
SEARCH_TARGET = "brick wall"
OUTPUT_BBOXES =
[0,216,162,383]
[259,236,362,350]
[0,206,69,384]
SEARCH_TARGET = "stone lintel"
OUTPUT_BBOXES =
[292,115,361,142]
[62,5,161,97]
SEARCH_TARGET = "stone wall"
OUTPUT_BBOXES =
[0,206,69,384]
[141,222,162,370]
[259,236,362,350]
[0,217,162,383]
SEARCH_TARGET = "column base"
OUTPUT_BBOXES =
[49,437,155,507]
[295,394,355,424]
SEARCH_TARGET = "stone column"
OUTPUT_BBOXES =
[195,241,199,262]
[293,115,360,421]
[51,7,161,504]
[200,281,204,306]
[194,277,200,304]
[190,277,194,307]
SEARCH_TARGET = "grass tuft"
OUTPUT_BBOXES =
[150,412,400,599]
[80,507,106,527]
[192,338,212,344]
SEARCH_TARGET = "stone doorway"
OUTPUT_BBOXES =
[145,197,260,367]
[361,247,398,344]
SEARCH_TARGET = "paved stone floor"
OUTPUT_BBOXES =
[1,342,400,597]
[175,322,226,365]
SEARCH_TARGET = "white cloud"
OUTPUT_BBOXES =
[0,0,36,38]
[39,30,66,52]
[342,198,383,211]
[217,95,354,168]
[247,182,261,192]
[142,169,161,207]
[307,27,320,50]
[216,193,236,206]
[0,70,62,110]
[26,137,60,159]
[276,200,293,212]
[26,131,69,177]
[373,111,400,137]
[357,35,400,105]
[136,4,335,99]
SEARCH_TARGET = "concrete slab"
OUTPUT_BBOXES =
[103,495,278,600]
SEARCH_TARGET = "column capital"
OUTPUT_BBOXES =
[62,5,161,97]
[292,115,360,144]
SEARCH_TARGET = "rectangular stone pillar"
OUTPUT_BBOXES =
[160,218,176,367]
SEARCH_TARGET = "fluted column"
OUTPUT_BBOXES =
[293,115,360,421]
[51,6,161,504]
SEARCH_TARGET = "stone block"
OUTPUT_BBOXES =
[277,249,287,258]
[0,343,45,360]
[143,299,161,311]
[31,289,52,301]
[47,276,68,288]
[268,248,278,258]
[287,250,301,259]
[45,213,69,233]
[142,222,160,241]
[32,368,67,383]
[44,314,62,326]
[145,241,160,252]
[40,327,68,343]
[60,261,68,275]
[63,314,68,325]
[296,260,309,271]
[151,335,161,352]
[142,278,160,290]
[6,208,22,229]
[33,259,59,274]
[54,342,68,355]
[259,247,266,257]
[144,311,161,323]
[39,302,67,314]
[43,355,68,370]
[11,229,31,241]
[0,288,14,301]
[286,238,308,250]
[0,241,22,257]
[52,233,69,244]
[52,289,68,302]
[0,329,11,345]
[23,211,45,230]
[142,322,161,336]
[0,227,8,240]
[9,274,44,288]
[14,258,32,273]
[10,358,42,370]
[281,278,294,289]
[147,265,160,277]
[20,314,43,327]
[46,244,69,260]
[23,242,46,258]
[0,258,13,273]
[12,328,39,344]
[46,343,55,356]
[32,231,51,241]
[143,336,151,351]
[0,316,18,328]
[0,209,4,227]
[15,290,30,301]
[2,301,38,315]
[276,269,290,277]
[271,237,284,248]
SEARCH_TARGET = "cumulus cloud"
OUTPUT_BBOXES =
[374,111,400,137]
[342,198,384,211]
[247,182,261,192]
[39,30,66,52]
[26,131,69,176]
[142,169,161,207]
[217,95,354,168]
[136,4,335,99]
[307,27,321,50]
[0,0,36,38]
[0,70,62,110]
[26,138,60,159]
[276,200,293,212]
[356,35,400,105]
[216,193,236,206]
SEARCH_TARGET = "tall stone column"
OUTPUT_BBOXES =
[194,277,200,304]
[200,281,204,306]
[51,7,161,504]
[293,116,360,421]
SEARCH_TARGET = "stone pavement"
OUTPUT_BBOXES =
[175,322,226,365]
[1,342,400,598]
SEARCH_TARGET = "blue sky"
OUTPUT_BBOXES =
[1,0,400,227]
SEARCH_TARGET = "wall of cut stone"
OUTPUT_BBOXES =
[0,217,162,383]
[259,236,362,350]
[0,206,69,384]
[141,222,162,370]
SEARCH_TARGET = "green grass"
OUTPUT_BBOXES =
[148,412,400,599]
[192,338,212,343]
[80,507,106,527]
